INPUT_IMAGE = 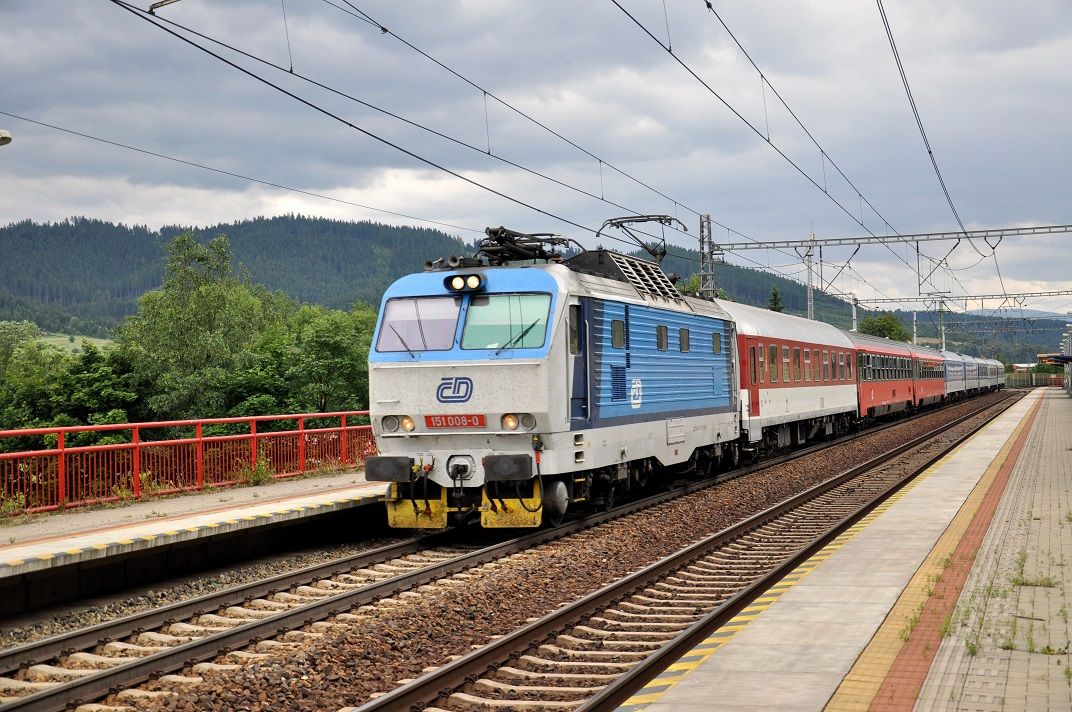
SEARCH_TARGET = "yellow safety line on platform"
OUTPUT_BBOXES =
[615,455,941,711]
[824,395,1041,711]
[0,491,386,575]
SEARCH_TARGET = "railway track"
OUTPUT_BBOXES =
[0,392,1014,711]
[356,392,1019,712]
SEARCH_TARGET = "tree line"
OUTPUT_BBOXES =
[0,215,468,336]
[0,233,375,446]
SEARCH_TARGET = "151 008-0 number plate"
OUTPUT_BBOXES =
[424,414,486,428]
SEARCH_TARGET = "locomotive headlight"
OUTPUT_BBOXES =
[400,415,415,432]
[450,276,465,290]
[381,415,400,432]
[465,274,481,289]
[501,413,519,431]
[519,413,537,430]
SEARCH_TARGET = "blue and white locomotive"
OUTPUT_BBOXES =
[365,220,1005,529]
[365,225,740,527]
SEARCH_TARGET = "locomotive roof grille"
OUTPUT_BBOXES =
[606,251,685,304]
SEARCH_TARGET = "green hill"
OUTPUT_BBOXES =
[0,216,1056,361]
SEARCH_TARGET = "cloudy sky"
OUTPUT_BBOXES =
[2,0,1070,318]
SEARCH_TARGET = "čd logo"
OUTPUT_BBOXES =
[436,376,474,403]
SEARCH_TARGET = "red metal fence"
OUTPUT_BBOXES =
[0,412,373,515]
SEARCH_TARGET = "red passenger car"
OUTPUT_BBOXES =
[846,332,916,418]
[909,343,946,407]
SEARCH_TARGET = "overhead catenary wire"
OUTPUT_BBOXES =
[0,110,484,235]
[875,0,966,235]
[323,0,705,222]
[145,0,837,292]
[126,6,699,248]
[110,1,623,243]
[611,0,929,311]
[874,0,1011,303]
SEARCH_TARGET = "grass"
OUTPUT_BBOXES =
[1010,548,1058,587]
[940,614,954,638]
[0,492,27,517]
[236,458,275,486]
[1011,574,1060,588]
[36,333,113,353]
[899,601,927,642]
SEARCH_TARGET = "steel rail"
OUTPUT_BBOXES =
[0,391,1009,711]
[355,392,1019,711]
[0,534,447,677]
[0,457,816,712]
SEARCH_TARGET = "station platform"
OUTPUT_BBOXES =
[619,387,1063,712]
[0,471,386,615]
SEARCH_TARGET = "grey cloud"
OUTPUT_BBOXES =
[1,0,1069,308]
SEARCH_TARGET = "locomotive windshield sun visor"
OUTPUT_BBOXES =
[482,454,533,481]
[365,456,414,482]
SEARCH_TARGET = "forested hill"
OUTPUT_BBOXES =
[0,215,1054,361]
[0,216,468,336]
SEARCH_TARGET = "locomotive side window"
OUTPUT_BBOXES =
[461,293,551,350]
[804,349,812,382]
[657,325,668,351]
[376,296,461,352]
[749,346,757,385]
[847,355,852,381]
[769,345,779,383]
[758,344,765,383]
[712,332,722,354]
[569,306,581,354]
[679,328,690,352]
[611,319,625,349]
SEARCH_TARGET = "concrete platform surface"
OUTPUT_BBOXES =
[0,470,386,578]
[918,388,1072,711]
[621,389,1042,712]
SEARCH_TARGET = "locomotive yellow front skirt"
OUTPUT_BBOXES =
[481,479,543,528]
[385,483,448,529]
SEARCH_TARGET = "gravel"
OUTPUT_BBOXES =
[0,539,403,650]
[121,394,1014,711]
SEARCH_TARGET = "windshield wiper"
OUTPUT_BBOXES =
[495,319,541,355]
[389,324,417,359]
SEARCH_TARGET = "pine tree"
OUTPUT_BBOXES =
[768,286,785,312]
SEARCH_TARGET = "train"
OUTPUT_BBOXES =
[364,223,1005,529]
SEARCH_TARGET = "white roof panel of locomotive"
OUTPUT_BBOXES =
[563,264,734,322]
[713,299,854,347]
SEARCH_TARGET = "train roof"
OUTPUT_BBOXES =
[842,331,914,355]
[712,299,855,347]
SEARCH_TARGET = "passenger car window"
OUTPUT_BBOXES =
[770,345,779,383]
[782,346,791,382]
